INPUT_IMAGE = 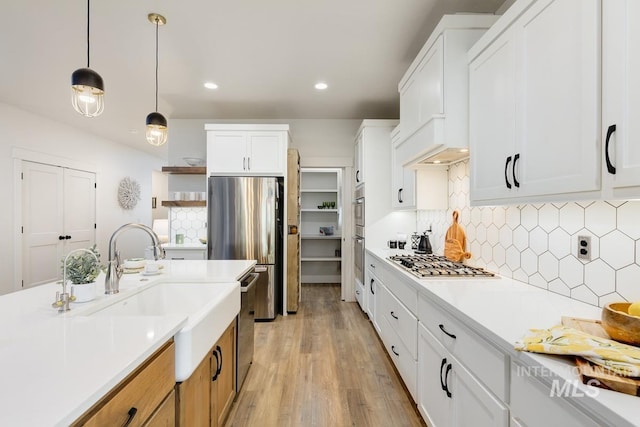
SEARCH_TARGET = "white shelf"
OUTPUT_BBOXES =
[301,234,341,239]
[300,189,338,193]
[301,257,342,262]
[301,208,338,213]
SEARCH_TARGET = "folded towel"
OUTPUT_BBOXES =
[515,325,640,377]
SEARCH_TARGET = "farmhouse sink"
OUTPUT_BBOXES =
[84,281,240,381]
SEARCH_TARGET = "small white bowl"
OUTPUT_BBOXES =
[183,157,205,167]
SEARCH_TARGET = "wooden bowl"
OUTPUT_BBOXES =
[601,302,640,346]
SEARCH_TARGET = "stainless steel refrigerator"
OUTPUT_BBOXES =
[207,176,283,320]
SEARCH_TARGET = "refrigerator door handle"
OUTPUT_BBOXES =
[254,266,268,273]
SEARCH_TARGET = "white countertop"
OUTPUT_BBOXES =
[0,259,255,427]
[368,248,640,427]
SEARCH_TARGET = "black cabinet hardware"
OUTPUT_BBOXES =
[438,324,456,339]
[65,235,71,240]
[212,348,220,381]
[58,235,65,240]
[398,188,403,203]
[356,170,360,182]
[513,153,520,188]
[505,156,512,189]
[440,358,448,391]
[216,345,223,376]
[605,124,617,174]
[370,279,375,294]
[391,345,399,356]
[390,311,398,320]
[444,363,453,398]
[122,407,137,427]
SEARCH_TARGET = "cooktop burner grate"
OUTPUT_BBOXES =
[387,254,496,278]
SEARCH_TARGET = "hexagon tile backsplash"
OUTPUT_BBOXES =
[169,208,207,244]
[416,160,640,308]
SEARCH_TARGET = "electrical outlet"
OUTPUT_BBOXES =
[577,235,591,261]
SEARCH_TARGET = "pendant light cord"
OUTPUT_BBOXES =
[155,17,159,112]
[86,0,91,68]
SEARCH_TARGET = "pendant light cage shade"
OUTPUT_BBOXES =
[146,13,167,147]
[146,112,168,146]
[71,0,104,117]
[71,68,104,117]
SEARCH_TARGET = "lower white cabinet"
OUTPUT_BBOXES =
[364,268,378,330]
[355,278,365,312]
[378,310,417,401]
[418,324,509,427]
[510,361,603,427]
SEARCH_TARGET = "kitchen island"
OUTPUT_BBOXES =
[0,259,254,427]
[367,248,640,427]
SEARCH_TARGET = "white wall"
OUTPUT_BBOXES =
[0,103,164,295]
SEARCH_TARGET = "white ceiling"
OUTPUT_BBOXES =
[1,0,504,157]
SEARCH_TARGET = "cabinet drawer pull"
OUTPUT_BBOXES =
[370,278,375,294]
[216,345,223,376]
[390,311,398,320]
[605,124,617,175]
[59,235,65,240]
[504,156,512,189]
[122,407,137,427]
[438,324,456,339]
[212,348,220,381]
[391,345,399,356]
[356,170,360,182]
[370,263,375,269]
[398,188,403,203]
[444,363,453,398]
[439,358,447,391]
[355,290,360,295]
[513,153,520,188]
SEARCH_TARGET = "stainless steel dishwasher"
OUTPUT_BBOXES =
[237,271,258,395]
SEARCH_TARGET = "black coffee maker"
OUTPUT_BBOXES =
[415,231,432,254]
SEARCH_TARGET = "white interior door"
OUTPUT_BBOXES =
[22,162,96,289]
[64,168,96,252]
[22,162,64,288]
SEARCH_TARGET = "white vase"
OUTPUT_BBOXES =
[71,282,97,303]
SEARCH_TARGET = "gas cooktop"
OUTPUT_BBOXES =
[388,254,496,278]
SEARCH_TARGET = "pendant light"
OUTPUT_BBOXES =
[71,0,104,117]
[146,13,168,147]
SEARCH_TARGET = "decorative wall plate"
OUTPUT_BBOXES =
[118,176,141,210]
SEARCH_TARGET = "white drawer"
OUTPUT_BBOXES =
[378,313,417,401]
[510,361,603,427]
[419,292,508,401]
[379,284,417,360]
[164,248,206,260]
[365,252,385,283]
[383,268,418,315]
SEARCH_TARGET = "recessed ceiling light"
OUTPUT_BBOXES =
[204,82,218,89]
[315,82,328,90]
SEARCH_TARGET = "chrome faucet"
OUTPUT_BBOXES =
[53,248,99,312]
[105,223,165,294]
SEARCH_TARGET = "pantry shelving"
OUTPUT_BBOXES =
[300,168,342,283]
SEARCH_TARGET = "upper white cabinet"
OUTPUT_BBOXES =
[205,124,289,176]
[470,0,600,206]
[396,14,497,167]
[355,132,364,187]
[602,0,640,198]
[391,125,416,209]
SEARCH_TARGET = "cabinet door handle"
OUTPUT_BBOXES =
[513,153,520,188]
[122,407,138,427]
[438,324,456,339]
[243,157,246,170]
[390,311,398,320]
[355,289,360,295]
[247,157,251,170]
[59,235,65,240]
[66,235,72,240]
[439,358,448,391]
[370,278,375,294]
[212,348,220,381]
[391,345,399,356]
[216,345,223,376]
[444,363,453,398]
[504,156,512,189]
[356,170,360,182]
[605,124,617,175]
[370,263,375,269]
[398,188,403,203]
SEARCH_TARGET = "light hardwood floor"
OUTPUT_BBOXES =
[225,283,426,427]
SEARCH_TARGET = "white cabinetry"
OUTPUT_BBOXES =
[365,253,383,331]
[163,246,206,260]
[510,361,602,427]
[355,132,364,187]
[391,125,416,209]
[602,0,640,198]
[469,0,601,205]
[396,15,497,166]
[300,168,342,283]
[205,124,288,176]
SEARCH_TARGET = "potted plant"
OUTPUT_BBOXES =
[61,245,103,302]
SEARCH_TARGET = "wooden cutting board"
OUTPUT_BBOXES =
[561,316,640,397]
[444,210,471,262]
